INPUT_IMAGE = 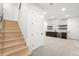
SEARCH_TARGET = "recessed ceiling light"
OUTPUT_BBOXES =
[50,3,53,6]
[61,8,66,11]
[50,16,54,19]
[66,15,70,17]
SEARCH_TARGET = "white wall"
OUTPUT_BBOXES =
[0,3,3,17]
[67,17,79,40]
[3,3,19,21]
[44,20,48,31]
[18,3,46,51]
[18,4,30,50]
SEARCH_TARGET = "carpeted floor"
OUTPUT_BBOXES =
[32,36,79,56]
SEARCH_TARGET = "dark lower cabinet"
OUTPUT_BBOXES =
[61,32,67,39]
[46,32,57,37]
[46,32,67,39]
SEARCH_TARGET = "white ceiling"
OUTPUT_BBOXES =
[35,3,79,20]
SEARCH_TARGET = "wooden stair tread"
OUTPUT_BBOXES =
[4,39,25,46]
[3,20,17,24]
[4,41,26,49]
[0,50,2,56]
[0,39,26,49]
[4,30,21,32]
[0,32,3,43]
[4,32,22,35]
[10,49,31,56]
[4,34,22,37]
[0,37,23,43]
[4,29,20,31]
[4,37,24,42]
[3,44,27,56]
[4,26,20,28]
[4,32,21,33]
[4,28,20,30]
[4,23,17,25]
[4,35,23,39]
[4,24,18,26]
[0,32,22,39]
[0,33,3,37]
[0,32,3,34]
[0,40,3,42]
[0,37,3,42]
[0,43,2,49]
[0,36,3,38]
[4,21,17,23]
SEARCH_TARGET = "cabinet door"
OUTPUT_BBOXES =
[61,32,67,39]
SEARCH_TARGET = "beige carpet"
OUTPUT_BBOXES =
[32,36,79,56]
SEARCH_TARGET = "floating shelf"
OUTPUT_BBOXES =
[47,26,53,30]
[58,25,67,30]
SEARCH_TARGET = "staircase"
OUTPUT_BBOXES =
[0,20,31,56]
